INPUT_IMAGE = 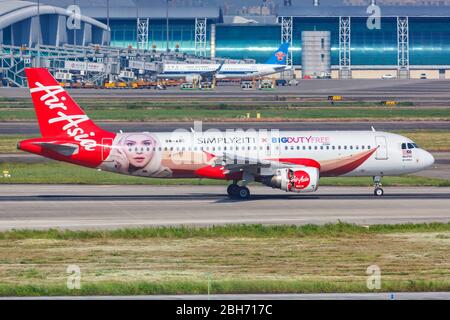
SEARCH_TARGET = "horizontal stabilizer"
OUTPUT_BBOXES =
[33,142,79,156]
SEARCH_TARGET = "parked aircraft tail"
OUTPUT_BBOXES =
[265,43,290,65]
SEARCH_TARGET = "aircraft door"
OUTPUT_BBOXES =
[375,136,388,160]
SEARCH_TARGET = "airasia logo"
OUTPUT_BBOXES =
[275,51,286,61]
[292,170,310,190]
[29,82,96,151]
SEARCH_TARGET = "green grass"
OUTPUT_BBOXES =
[0,223,449,296]
[0,279,449,296]
[0,106,449,121]
[1,222,450,240]
[0,161,449,186]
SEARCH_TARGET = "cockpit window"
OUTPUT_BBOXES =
[402,142,420,150]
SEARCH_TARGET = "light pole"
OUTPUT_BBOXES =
[73,0,77,46]
[107,0,110,44]
[37,0,40,67]
[166,0,170,52]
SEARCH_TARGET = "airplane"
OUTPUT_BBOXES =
[18,68,435,200]
[159,43,291,81]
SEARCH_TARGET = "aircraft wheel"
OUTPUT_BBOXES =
[227,184,240,198]
[237,186,251,200]
[374,188,384,197]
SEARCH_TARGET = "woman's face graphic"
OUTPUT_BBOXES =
[123,134,155,168]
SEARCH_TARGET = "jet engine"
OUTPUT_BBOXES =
[262,167,319,193]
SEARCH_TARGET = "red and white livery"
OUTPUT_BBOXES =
[18,68,435,199]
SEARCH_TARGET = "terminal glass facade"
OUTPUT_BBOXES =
[109,19,202,53]
[410,17,450,65]
[350,17,397,66]
[105,17,450,66]
[215,25,280,62]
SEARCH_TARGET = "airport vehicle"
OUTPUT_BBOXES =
[420,73,428,79]
[18,68,435,200]
[159,43,291,80]
[382,74,396,79]
[275,79,287,86]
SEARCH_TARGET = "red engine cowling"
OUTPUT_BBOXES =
[275,167,319,193]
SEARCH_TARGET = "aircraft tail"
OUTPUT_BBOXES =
[24,68,108,138]
[20,68,115,167]
[265,43,290,65]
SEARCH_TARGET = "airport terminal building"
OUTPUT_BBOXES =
[3,0,450,82]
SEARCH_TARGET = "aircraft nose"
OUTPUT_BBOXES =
[421,150,435,168]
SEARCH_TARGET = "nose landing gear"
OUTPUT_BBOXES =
[227,182,251,200]
[373,176,384,196]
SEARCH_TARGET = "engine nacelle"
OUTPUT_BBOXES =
[265,167,319,193]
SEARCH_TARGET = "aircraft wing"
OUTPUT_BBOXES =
[200,61,225,78]
[211,153,320,174]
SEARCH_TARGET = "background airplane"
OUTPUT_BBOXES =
[18,68,435,200]
[159,43,291,81]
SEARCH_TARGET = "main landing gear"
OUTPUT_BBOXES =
[373,176,384,197]
[227,182,251,200]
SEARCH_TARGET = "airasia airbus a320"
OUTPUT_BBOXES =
[18,68,435,199]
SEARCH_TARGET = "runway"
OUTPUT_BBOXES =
[1,120,449,134]
[0,185,449,230]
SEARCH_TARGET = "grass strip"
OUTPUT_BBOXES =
[1,222,450,240]
[0,223,449,296]
[0,107,449,121]
[0,161,448,186]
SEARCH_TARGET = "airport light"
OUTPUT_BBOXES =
[37,0,40,67]
[73,0,77,46]
[166,0,170,52]
[107,0,110,41]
